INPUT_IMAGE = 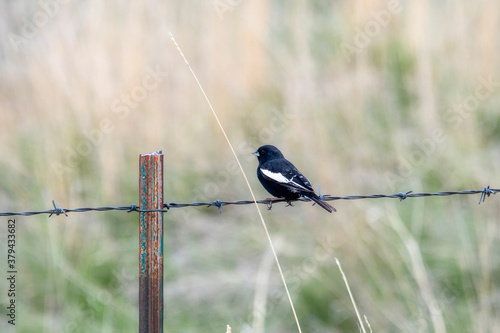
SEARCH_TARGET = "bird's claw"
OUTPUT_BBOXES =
[267,198,274,210]
[266,198,294,210]
[266,198,284,210]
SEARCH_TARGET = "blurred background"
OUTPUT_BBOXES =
[0,0,499,332]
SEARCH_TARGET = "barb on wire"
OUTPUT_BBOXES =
[208,200,224,213]
[0,186,498,217]
[397,191,412,201]
[478,186,496,204]
[49,200,67,217]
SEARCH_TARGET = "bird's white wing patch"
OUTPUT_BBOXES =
[261,168,289,183]
[260,168,312,192]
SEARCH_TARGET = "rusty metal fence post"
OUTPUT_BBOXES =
[139,151,164,332]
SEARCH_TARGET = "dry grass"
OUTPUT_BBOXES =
[0,0,499,332]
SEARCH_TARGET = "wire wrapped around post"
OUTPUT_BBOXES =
[139,151,164,332]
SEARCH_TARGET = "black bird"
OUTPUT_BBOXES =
[253,145,336,213]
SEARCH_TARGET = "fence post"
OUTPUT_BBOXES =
[139,151,164,332]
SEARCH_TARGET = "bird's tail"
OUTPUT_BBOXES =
[307,194,337,213]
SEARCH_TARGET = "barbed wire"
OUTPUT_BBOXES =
[0,186,497,217]
[0,201,166,217]
[165,186,498,212]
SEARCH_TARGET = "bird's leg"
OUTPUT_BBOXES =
[266,198,282,210]
[266,198,294,210]
[266,198,275,210]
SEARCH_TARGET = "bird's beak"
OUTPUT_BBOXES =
[252,150,260,157]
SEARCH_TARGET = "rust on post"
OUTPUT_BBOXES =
[139,151,164,332]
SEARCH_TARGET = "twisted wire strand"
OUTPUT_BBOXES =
[166,187,498,211]
[0,187,497,217]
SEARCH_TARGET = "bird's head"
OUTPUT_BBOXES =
[252,145,284,163]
